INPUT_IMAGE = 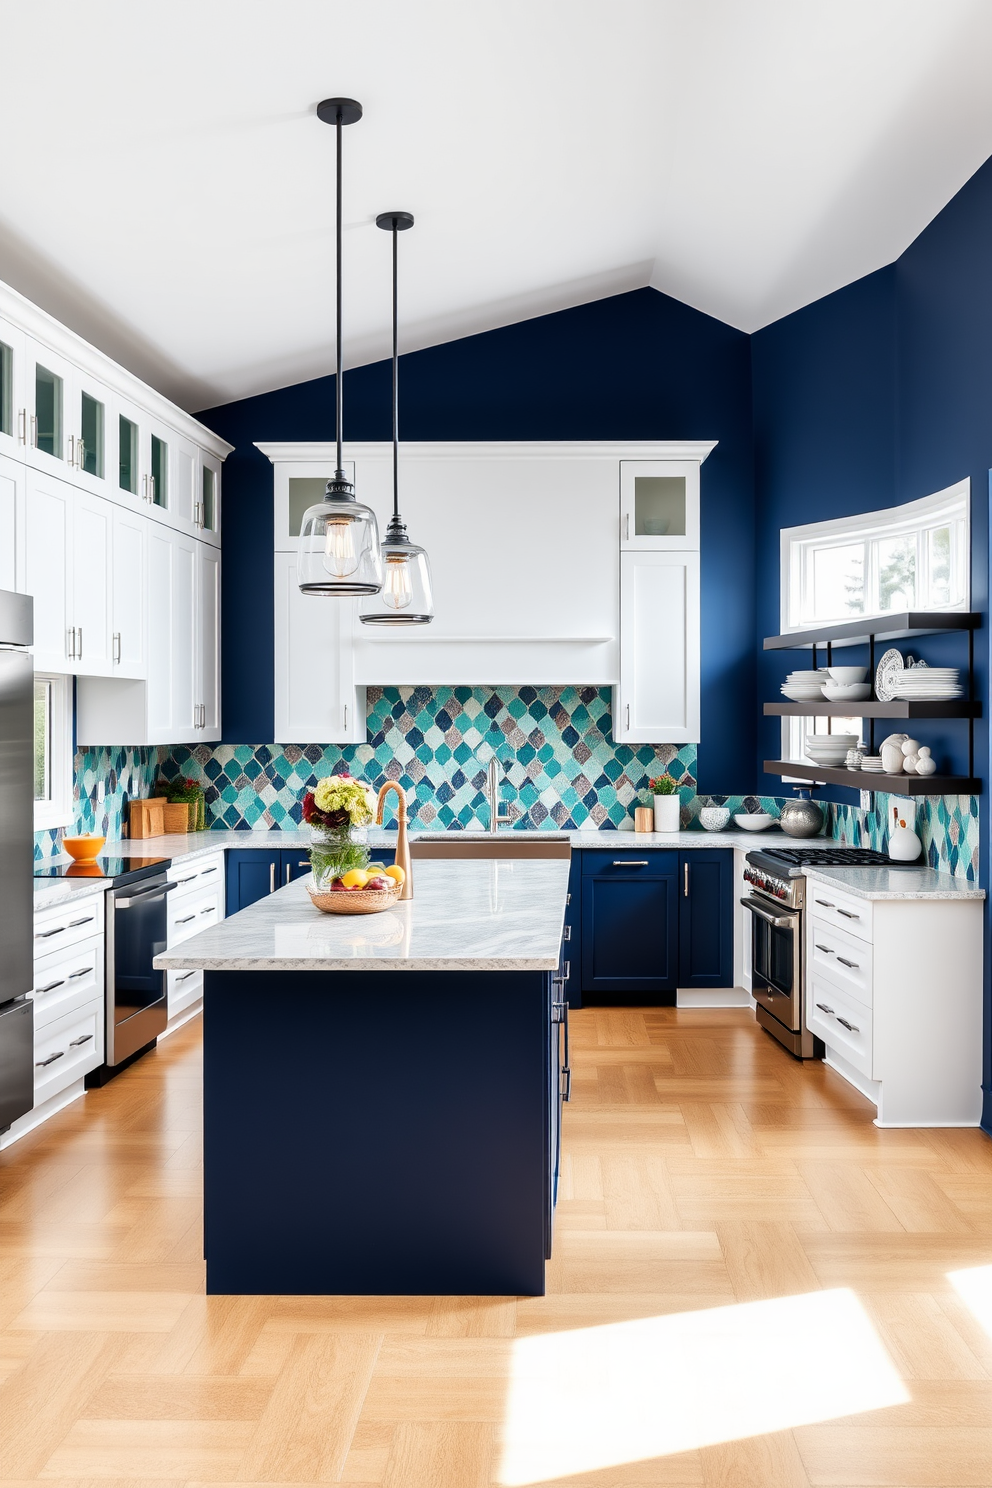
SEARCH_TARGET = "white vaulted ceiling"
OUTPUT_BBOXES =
[2,0,992,409]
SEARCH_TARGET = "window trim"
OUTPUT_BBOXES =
[34,672,73,831]
[780,480,970,633]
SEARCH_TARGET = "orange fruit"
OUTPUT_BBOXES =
[384,865,406,885]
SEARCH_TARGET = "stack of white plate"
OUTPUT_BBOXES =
[888,667,963,700]
[805,732,858,767]
[860,754,885,772]
[782,668,830,702]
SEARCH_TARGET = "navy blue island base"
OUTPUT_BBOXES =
[202,966,562,1296]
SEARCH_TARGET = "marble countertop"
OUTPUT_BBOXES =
[154,857,571,973]
[804,864,985,901]
[33,878,111,910]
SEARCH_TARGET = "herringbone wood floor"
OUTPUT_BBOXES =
[2,1005,992,1486]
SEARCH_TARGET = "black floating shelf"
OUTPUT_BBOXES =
[764,760,981,794]
[765,700,981,719]
[763,611,980,651]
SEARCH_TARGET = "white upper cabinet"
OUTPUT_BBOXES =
[0,313,26,460]
[0,451,25,592]
[111,505,146,678]
[196,449,221,545]
[25,471,71,670]
[614,550,701,743]
[25,339,73,474]
[273,551,364,743]
[620,459,702,550]
[70,490,114,675]
[272,459,355,551]
[195,542,221,738]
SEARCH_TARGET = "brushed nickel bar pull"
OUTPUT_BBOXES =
[684,862,690,897]
[614,860,649,867]
[269,863,276,893]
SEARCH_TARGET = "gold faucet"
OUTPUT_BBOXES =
[376,782,413,900]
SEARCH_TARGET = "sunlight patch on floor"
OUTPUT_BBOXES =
[497,1288,908,1486]
[948,1263,992,1337]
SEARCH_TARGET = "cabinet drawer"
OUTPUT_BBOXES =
[168,885,222,947]
[171,852,225,899]
[808,975,873,1078]
[34,998,104,1103]
[168,967,202,1018]
[806,880,873,941]
[581,850,677,878]
[809,917,873,1006]
[34,893,105,955]
[32,936,103,1030]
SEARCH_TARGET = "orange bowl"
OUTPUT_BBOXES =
[62,834,106,863]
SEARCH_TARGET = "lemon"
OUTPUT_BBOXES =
[341,868,370,889]
[384,865,406,885]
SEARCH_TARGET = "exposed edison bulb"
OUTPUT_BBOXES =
[323,517,358,578]
[381,553,413,609]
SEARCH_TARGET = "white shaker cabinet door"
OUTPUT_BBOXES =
[24,469,72,671]
[70,490,114,676]
[274,551,364,743]
[196,540,221,738]
[111,505,146,678]
[614,550,700,744]
[147,525,196,741]
[0,451,25,592]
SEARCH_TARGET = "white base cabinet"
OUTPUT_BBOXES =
[805,877,983,1126]
[162,850,225,1033]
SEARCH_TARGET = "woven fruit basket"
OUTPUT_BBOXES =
[306,882,402,916]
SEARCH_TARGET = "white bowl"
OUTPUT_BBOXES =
[699,806,731,832]
[822,683,872,701]
[782,688,828,702]
[734,813,776,831]
[806,732,857,745]
[826,666,867,684]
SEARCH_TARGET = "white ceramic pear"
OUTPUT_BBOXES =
[881,743,904,774]
[915,747,937,777]
[902,752,919,773]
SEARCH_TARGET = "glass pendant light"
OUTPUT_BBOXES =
[359,212,434,625]
[298,98,383,597]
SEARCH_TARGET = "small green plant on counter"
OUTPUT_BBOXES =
[648,775,677,796]
[157,776,206,830]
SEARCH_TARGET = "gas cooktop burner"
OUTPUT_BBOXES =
[748,845,924,873]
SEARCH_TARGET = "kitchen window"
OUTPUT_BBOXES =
[34,674,72,830]
[780,480,970,631]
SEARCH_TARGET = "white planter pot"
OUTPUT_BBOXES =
[653,795,680,832]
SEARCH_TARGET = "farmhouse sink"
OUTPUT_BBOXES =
[410,834,571,860]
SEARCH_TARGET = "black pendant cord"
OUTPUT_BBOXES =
[335,112,345,482]
[391,220,399,522]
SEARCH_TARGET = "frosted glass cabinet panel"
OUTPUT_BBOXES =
[620,460,700,550]
[34,364,63,461]
[80,392,104,479]
[614,551,700,743]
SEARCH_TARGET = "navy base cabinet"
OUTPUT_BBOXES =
[580,847,734,1004]
[678,850,734,988]
[226,846,394,915]
[581,850,678,1002]
[202,968,555,1295]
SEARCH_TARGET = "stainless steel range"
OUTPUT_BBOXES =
[741,846,918,1059]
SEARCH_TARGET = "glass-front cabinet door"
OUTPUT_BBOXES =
[33,361,63,461]
[271,458,358,551]
[150,431,169,509]
[78,389,105,480]
[620,460,700,550]
[119,412,139,497]
[197,451,221,544]
[0,314,26,458]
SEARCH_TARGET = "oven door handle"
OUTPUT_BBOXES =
[739,896,798,929]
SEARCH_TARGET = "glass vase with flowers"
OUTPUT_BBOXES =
[302,773,378,890]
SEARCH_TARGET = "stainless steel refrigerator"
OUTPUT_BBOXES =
[0,589,35,1132]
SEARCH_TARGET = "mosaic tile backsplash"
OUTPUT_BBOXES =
[829,793,980,881]
[35,686,978,881]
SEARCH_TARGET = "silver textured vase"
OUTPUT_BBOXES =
[779,789,824,839]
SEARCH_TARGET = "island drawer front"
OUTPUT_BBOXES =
[34,998,104,1104]
[808,974,873,1078]
[32,937,103,1031]
[809,917,873,1006]
[34,895,106,956]
[168,886,223,948]
[806,882,873,942]
[581,850,677,878]
[171,852,225,899]
[168,968,203,1019]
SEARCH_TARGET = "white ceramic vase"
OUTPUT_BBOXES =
[881,743,904,775]
[889,822,923,862]
[653,795,680,832]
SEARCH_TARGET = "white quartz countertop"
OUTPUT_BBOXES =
[153,857,571,972]
[33,878,110,910]
[75,825,791,868]
[804,864,985,901]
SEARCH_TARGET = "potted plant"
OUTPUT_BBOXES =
[302,773,379,889]
[648,774,681,833]
[158,776,205,832]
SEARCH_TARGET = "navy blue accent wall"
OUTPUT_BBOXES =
[752,158,992,1129]
[196,287,756,795]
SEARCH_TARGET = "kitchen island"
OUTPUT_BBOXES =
[155,857,570,1296]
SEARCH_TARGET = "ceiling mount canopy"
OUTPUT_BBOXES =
[297,97,384,597]
[360,210,435,626]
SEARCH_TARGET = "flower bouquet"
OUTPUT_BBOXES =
[303,773,379,889]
